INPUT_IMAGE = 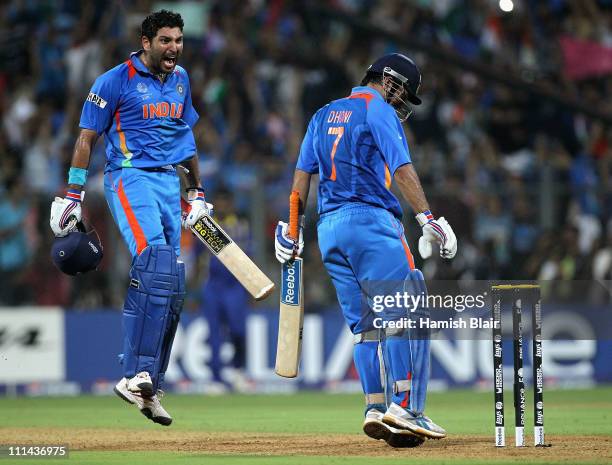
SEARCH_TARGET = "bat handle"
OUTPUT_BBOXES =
[289,191,300,241]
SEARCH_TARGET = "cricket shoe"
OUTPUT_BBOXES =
[114,377,173,426]
[126,371,154,397]
[382,403,446,439]
[363,409,425,448]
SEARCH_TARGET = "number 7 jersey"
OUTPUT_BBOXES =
[296,86,412,219]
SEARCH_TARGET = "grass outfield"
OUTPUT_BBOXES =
[0,387,610,464]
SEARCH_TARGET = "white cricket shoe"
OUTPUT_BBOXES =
[382,403,446,439]
[137,391,172,426]
[114,377,137,405]
[363,408,425,448]
[114,377,173,426]
[127,371,154,397]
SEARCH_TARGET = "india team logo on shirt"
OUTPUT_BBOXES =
[142,102,183,119]
[176,84,184,95]
[136,82,148,93]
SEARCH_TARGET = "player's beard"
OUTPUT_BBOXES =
[159,52,178,73]
[149,48,179,75]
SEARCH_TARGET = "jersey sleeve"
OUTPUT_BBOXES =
[367,100,412,174]
[79,70,121,135]
[296,115,319,174]
[182,77,199,128]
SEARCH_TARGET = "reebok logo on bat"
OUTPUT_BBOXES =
[281,260,301,305]
[285,267,295,303]
[87,92,107,108]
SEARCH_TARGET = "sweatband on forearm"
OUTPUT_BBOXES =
[186,187,205,201]
[415,210,434,226]
[68,167,88,186]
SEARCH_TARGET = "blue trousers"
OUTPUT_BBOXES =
[104,167,183,387]
[202,280,248,382]
[317,204,415,334]
[104,168,181,258]
[318,203,429,413]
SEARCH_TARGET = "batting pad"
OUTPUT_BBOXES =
[122,245,179,387]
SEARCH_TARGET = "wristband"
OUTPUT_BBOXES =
[187,187,205,201]
[415,210,434,227]
[68,167,88,186]
[66,188,82,203]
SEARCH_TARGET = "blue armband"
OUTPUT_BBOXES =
[68,167,88,186]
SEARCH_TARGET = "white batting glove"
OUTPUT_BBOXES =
[183,188,214,229]
[416,211,457,259]
[49,189,83,237]
[275,220,304,264]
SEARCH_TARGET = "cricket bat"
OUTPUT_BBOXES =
[183,199,274,300]
[274,191,304,378]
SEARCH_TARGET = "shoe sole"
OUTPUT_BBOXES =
[386,430,426,448]
[382,414,446,439]
[140,407,172,426]
[363,419,390,441]
[364,419,425,448]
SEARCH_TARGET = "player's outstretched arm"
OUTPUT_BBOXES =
[49,129,98,237]
[274,169,311,264]
[394,164,457,260]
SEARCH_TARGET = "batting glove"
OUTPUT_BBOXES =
[416,210,457,259]
[183,188,214,229]
[275,219,304,264]
[49,189,83,237]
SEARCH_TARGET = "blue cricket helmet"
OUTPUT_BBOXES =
[51,223,103,275]
[366,53,422,105]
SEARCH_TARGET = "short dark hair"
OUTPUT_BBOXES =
[141,9,184,41]
[360,72,382,87]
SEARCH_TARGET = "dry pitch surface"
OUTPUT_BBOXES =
[1,428,610,463]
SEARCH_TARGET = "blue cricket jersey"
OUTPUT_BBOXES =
[296,86,411,219]
[79,50,199,172]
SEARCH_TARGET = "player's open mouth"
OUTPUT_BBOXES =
[163,57,176,68]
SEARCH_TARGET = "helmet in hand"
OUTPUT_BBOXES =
[51,222,103,275]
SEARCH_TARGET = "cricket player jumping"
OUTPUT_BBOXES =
[275,53,457,447]
[49,10,212,426]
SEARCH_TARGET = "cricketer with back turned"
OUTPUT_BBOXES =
[49,10,213,426]
[275,54,457,447]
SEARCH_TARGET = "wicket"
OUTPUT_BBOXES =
[491,284,544,447]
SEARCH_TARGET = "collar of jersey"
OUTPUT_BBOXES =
[350,86,383,101]
[129,50,155,75]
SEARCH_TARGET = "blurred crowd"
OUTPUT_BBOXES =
[0,0,611,309]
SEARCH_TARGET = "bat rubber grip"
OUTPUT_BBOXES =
[289,191,300,240]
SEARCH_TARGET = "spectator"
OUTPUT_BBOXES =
[0,177,33,304]
[0,0,610,307]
